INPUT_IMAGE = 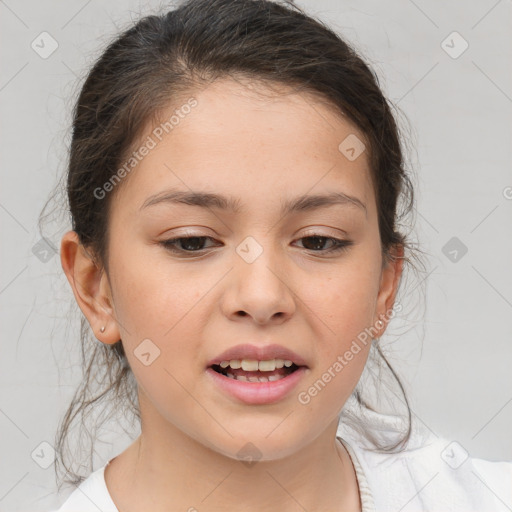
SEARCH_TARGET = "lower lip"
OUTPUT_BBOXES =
[206,366,308,405]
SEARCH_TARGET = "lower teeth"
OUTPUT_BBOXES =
[225,373,285,382]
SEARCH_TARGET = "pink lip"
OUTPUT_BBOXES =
[206,343,309,368]
[205,366,308,405]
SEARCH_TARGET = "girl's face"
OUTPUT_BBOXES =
[79,78,401,460]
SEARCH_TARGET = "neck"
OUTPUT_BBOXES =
[105,395,362,512]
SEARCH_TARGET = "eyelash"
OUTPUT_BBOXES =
[159,234,353,256]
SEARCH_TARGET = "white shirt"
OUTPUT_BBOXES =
[48,397,512,511]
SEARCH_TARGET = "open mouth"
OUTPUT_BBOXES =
[206,358,309,404]
[210,362,302,383]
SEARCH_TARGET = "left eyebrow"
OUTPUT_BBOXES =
[140,189,367,217]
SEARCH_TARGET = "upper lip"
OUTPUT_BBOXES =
[207,343,309,368]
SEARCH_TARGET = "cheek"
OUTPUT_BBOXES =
[107,250,208,413]
[295,274,376,419]
[310,259,381,339]
[108,240,200,335]
[107,242,214,377]
[301,254,380,403]
[325,278,377,336]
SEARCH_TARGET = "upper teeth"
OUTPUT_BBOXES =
[219,359,294,371]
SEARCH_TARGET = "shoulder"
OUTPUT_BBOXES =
[338,399,512,511]
[47,462,119,512]
[357,435,511,512]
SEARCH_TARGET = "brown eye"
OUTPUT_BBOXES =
[158,234,353,257]
[294,235,353,253]
[160,236,218,253]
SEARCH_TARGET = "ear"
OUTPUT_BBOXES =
[60,230,120,345]
[372,244,404,339]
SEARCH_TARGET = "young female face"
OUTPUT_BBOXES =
[62,77,402,463]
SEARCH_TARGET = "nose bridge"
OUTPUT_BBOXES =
[235,233,283,286]
[225,233,295,323]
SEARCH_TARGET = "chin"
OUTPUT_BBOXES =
[202,430,310,463]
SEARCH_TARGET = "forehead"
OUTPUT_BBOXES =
[113,77,374,214]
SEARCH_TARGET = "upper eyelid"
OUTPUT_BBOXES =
[164,225,349,237]
[160,233,351,247]
[159,234,353,259]
[162,232,348,242]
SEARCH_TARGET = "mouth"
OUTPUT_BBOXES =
[206,360,308,405]
[205,344,309,403]
[209,360,303,383]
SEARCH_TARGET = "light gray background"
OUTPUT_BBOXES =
[1,1,511,510]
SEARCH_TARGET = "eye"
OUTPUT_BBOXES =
[159,236,218,254]
[159,234,353,256]
[293,235,353,254]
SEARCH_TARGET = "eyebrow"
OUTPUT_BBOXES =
[140,189,367,216]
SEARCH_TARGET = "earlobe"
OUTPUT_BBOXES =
[373,244,404,338]
[60,230,121,345]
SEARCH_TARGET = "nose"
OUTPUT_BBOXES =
[220,244,296,325]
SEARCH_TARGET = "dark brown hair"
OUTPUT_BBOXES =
[42,0,427,491]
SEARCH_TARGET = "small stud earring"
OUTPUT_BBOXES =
[100,326,106,333]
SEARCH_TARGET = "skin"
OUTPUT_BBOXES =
[61,77,403,512]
